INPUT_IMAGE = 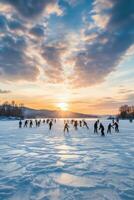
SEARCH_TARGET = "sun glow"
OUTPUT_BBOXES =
[57,102,69,111]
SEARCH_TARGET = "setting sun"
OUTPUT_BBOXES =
[57,102,69,111]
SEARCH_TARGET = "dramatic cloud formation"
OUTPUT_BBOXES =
[0,33,40,81]
[0,0,134,88]
[71,0,134,87]
[42,44,67,83]
[0,0,62,18]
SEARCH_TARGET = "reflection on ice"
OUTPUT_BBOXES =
[53,173,100,188]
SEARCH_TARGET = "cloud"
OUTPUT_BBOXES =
[0,0,134,88]
[0,0,66,84]
[8,18,24,30]
[118,88,134,95]
[0,13,26,35]
[127,93,134,104]
[30,24,45,37]
[0,0,63,18]
[0,34,40,81]
[71,0,134,87]
[0,89,11,94]
[42,44,67,83]
[0,14,7,31]
[63,0,83,7]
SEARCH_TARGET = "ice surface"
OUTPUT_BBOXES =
[0,119,134,200]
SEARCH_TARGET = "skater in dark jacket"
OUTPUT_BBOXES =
[83,120,89,129]
[49,121,53,130]
[64,122,69,133]
[19,120,22,128]
[99,123,105,136]
[114,122,119,133]
[94,120,99,133]
[107,123,113,134]
[24,120,28,127]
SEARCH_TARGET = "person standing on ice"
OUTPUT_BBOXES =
[49,120,53,130]
[129,118,133,123]
[114,122,119,133]
[29,120,33,128]
[107,123,113,134]
[35,119,38,127]
[74,120,78,130]
[79,120,82,127]
[47,119,50,124]
[37,120,41,127]
[64,122,69,133]
[83,120,89,129]
[24,120,28,127]
[99,123,105,136]
[19,120,22,128]
[94,120,99,133]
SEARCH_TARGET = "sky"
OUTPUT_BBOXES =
[0,0,134,115]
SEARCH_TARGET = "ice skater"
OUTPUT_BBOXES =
[37,120,41,127]
[49,120,53,130]
[64,122,69,133]
[47,119,50,124]
[19,120,22,128]
[107,123,113,134]
[99,123,105,136]
[24,120,28,127]
[74,120,78,130]
[79,120,82,127]
[83,120,89,129]
[35,119,38,127]
[29,120,33,128]
[129,118,133,123]
[94,120,99,133]
[113,122,119,133]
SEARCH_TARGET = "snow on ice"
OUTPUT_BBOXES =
[0,119,134,200]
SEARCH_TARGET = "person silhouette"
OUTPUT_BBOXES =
[64,122,69,133]
[79,120,82,127]
[24,120,28,127]
[129,118,133,123]
[29,120,33,128]
[114,122,119,133]
[99,123,105,136]
[19,120,22,128]
[74,120,78,130]
[83,120,89,129]
[107,123,113,134]
[35,119,38,127]
[94,120,99,133]
[49,121,53,130]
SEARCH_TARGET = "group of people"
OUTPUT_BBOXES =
[63,119,119,136]
[19,118,119,136]
[63,119,89,133]
[93,119,119,136]
[19,118,56,130]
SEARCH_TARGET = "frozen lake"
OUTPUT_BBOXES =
[0,119,134,200]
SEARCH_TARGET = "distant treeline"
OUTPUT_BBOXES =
[118,105,134,119]
[0,101,23,118]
